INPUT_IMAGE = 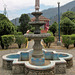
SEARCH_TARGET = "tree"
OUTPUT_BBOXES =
[0,14,15,49]
[61,11,75,20]
[60,17,75,35]
[15,35,28,48]
[19,14,31,34]
[0,20,15,35]
[49,22,58,36]
[0,14,9,21]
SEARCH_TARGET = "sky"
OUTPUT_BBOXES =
[0,0,74,20]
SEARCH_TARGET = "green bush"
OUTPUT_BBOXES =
[43,36,54,48]
[47,31,53,36]
[14,32,23,35]
[72,34,75,35]
[30,27,35,32]
[71,35,75,47]
[15,35,28,48]
[62,35,73,49]
[1,35,15,49]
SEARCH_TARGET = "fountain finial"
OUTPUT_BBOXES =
[35,0,40,12]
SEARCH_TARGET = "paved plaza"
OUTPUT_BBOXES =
[0,41,75,75]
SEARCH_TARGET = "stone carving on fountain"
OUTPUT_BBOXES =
[24,0,50,66]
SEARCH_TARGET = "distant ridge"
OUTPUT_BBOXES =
[11,1,75,25]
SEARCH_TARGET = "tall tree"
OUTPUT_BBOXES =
[49,22,58,36]
[61,11,75,20]
[60,17,75,35]
[19,14,31,34]
[0,14,15,49]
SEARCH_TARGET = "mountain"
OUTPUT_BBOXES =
[11,1,75,25]
[11,18,20,26]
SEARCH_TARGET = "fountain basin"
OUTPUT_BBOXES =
[2,49,73,74]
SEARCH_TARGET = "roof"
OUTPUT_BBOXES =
[31,15,50,22]
[41,30,47,33]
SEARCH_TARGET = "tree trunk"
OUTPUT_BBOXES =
[18,44,21,48]
[46,43,48,48]
[1,41,4,49]
[74,42,75,47]
[48,43,51,48]
[66,45,69,49]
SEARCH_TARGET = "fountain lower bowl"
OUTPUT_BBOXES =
[2,49,73,74]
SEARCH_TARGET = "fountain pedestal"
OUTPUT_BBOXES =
[27,11,49,66]
[31,39,45,66]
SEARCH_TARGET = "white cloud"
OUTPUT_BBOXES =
[41,0,74,7]
[0,0,74,20]
[0,0,73,11]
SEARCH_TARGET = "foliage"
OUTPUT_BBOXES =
[60,17,75,35]
[15,35,28,48]
[1,35,15,49]
[0,14,9,21]
[47,31,53,36]
[19,14,31,34]
[43,36,54,48]
[15,26,21,32]
[14,32,23,35]
[71,34,75,47]
[0,20,15,35]
[61,11,75,20]
[49,22,58,36]
[0,14,16,49]
[62,35,73,49]
[30,27,35,32]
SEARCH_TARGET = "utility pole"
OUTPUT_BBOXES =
[4,4,7,16]
[57,2,62,46]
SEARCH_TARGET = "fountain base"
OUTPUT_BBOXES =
[31,57,45,66]
[2,49,73,75]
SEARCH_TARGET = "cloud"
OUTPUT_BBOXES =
[0,0,73,11]
[0,0,73,20]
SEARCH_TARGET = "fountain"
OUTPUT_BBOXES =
[2,0,73,75]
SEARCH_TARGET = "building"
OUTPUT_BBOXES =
[31,15,50,31]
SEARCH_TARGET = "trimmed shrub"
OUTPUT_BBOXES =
[71,35,75,47]
[1,35,15,49]
[15,35,28,48]
[47,31,53,36]
[43,36,54,48]
[14,32,23,35]
[62,35,73,49]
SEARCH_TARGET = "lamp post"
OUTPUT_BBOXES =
[57,2,61,46]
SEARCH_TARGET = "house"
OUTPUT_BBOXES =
[31,15,50,31]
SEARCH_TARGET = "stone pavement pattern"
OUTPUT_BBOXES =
[0,40,75,75]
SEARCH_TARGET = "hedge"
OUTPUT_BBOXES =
[71,34,75,47]
[14,32,23,35]
[62,35,73,49]
[1,35,15,49]
[15,35,28,48]
[47,31,53,36]
[43,36,54,48]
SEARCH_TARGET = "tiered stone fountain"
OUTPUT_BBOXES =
[23,0,55,74]
[2,0,73,75]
